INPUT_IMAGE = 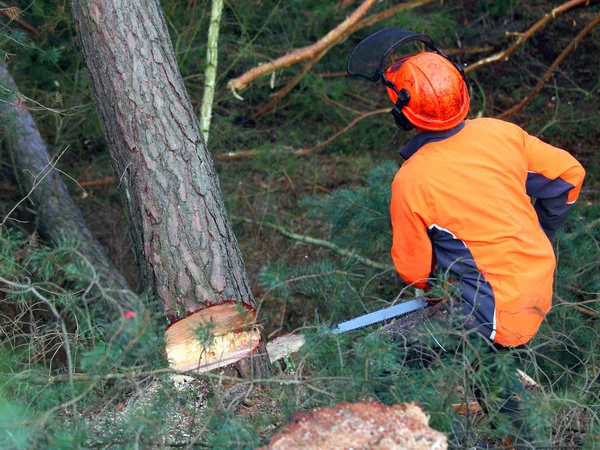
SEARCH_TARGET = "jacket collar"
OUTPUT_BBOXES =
[399,121,466,160]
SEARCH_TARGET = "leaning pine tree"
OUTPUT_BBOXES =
[71,0,271,377]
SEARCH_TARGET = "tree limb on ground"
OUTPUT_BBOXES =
[226,0,433,94]
[216,108,389,161]
[233,215,393,271]
[497,12,600,119]
[250,48,329,121]
[465,0,599,74]
[227,0,376,94]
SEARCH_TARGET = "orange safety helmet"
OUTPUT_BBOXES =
[385,52,470,131]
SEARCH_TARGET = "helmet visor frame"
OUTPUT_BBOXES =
[347,28,442,83]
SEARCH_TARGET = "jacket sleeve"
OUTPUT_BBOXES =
[390,174,432,288]
[523,131,585,240]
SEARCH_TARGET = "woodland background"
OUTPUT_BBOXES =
[0,0,599,448]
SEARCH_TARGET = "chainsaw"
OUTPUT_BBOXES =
[330,297,432,334]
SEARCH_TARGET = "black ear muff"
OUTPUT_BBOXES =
[390,88,414,131]
[391,108,414,131]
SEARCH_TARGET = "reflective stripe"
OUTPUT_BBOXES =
[490,307,497,341]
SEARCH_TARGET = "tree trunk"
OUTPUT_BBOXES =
[71,0,271,377]
[0,62,135,310]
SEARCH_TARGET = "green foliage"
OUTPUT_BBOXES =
[301,161,398,256]
[1,0,599,448]
[0,226,166,447]
[204,413,260,450]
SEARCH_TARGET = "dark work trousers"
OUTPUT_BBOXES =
[455,335,535,447]
[388,302,537,447]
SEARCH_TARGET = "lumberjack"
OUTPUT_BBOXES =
[347,28,585,445]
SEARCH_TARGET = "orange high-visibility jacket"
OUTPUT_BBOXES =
[390,118,585,347]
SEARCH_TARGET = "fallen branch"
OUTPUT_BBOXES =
[465,0,598,74]
[0,4,39,36]
[227,0,377,93]
[496,12,600,119]
[295,108,388,156]
[227,0,434,94]
[251,48,329,120]
[215,108,389,161]
[350,0,432,31]
[233,215,393,271]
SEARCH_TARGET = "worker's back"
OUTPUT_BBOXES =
[391,117,584,346]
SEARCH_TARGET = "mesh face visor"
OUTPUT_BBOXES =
[347,28,441,82]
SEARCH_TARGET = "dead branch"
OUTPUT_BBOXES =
[227,0,377,93]
[350,0,432,31]
[78,176,117,188]
[295,108,388,156]
[233,215,393,271]
[214,149,261,161]
[0,5,39,36]
[254,41,495,116]
[251,48,329,121]
[465,0,598,74]
[214,108,389,161]
[497,13,600,119]
[227,0,435,94]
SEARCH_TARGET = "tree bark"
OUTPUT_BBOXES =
[70,0,271,376]
[0,62,133,305]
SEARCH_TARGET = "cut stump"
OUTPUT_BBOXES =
[258,401,447,450]
[165,302,261,373]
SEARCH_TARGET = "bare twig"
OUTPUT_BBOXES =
[295,108,388,156]
[213,108,390,161]
[233,215,393,271]
[465,0,599,74]
[497,13,600,119]
[0,146,69,228]
[215,108,389,162]
[0,275,76,406]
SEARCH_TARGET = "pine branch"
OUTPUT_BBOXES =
[233,215,393,271]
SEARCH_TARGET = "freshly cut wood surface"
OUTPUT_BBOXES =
[266,333,306,362]
[165,303,260,372]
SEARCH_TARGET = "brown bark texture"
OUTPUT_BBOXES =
[0,62,132,302]
[70,0,271,375]
[70,0,257,315]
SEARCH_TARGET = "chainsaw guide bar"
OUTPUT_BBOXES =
[331,297,431,334]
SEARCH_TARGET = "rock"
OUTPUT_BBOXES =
[259,401,447,450]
